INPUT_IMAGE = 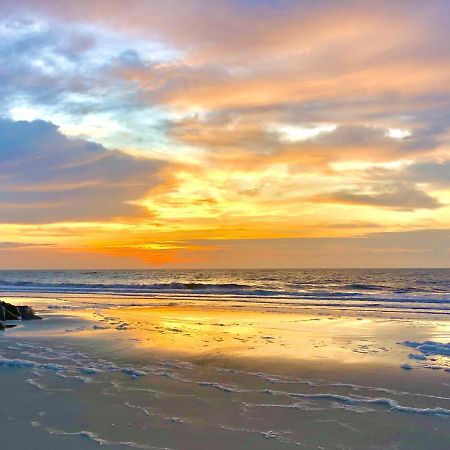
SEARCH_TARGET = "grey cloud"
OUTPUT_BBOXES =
[181,229,450,268]
[192,228,450,252]
[357,157,450,193]
[0,119,165,223]
[0,7,449,161]
[312,182,441,211]
[310,158,450,212]
[169,118,436,164]
[0,17,149,120]
[404,160,450,186]
[200,92,450,155]
[290,124,444,159]
[0,20,95,105]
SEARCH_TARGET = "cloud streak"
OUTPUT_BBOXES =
[312,184,441,211]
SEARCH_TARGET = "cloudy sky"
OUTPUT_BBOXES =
[0,0,449,268]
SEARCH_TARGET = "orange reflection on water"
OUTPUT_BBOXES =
[87,305,420,365]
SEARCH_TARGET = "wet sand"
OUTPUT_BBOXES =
[1,295,450,449]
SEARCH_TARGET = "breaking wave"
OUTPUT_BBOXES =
[0,269,448,312]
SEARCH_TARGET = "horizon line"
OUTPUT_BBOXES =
[0,267,449,271]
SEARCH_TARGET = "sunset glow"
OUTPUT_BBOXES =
[1,0,449,268]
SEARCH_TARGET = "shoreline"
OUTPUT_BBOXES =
[1,293,449,449]
[3,294,450,375]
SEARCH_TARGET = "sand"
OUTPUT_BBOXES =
[0,295,449,449]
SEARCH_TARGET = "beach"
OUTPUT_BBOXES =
[1,270,449,450]
[2,0,450,447]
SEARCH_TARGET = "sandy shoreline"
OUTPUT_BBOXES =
[1,294,449,449]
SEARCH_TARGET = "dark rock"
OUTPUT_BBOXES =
[17,305,42,320]
[0,301,20,320]
[0,301,41,321]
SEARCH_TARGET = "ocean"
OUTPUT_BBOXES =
[0,268,449,313]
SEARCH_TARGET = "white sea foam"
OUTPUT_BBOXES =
[197,381,248,393]
[402,341,450,356]
[56,372,94,383]
[46,428,171,449]
[124,402,187,424]
[263,389,450,416]
[0,357,35,368]
[26,378,47,390]
[408,353,427,360]
[0,355,67,371]
[401,340,450,371]
[0,341,155,380]
[242,401,325,412]
[219,425,300,445]
[26,378,74,392]
[78,366,102,375]
[121,367,147,377]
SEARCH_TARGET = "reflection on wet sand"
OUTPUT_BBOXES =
[63,304,448,369]
[1,297,450,449]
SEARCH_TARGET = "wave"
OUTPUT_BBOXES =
[46,428,169,449]
[264,390,450,416]
[0,280,254,293]
[345,283,385,291]
[0,269,448,307]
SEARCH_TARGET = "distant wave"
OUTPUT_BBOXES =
[344,283,385,291]
[0,269,448,310]
[0,279,449,305]
[0,280,256,294]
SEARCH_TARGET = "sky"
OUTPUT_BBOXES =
[0,0,449,268]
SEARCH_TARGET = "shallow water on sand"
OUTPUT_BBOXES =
[1,293,450,449]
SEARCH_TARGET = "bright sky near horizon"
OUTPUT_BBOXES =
[0,0,449,268]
